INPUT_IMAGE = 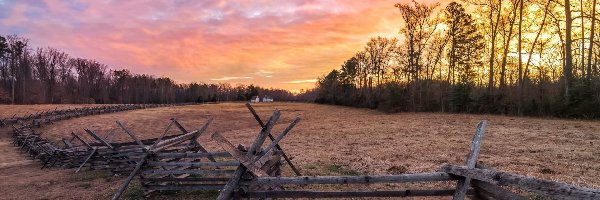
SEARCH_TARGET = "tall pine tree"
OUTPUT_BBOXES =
[445,2,484,112]
[445,2,484,85]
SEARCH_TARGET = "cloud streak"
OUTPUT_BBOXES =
[0,0,420,91]
[284,79,318,84]
[211,76,253,81]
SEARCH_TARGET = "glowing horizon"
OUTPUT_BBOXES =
[0,0,442,92]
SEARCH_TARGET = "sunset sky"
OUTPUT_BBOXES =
[0,0,444,92]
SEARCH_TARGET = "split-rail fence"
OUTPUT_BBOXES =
[6,103,600,199]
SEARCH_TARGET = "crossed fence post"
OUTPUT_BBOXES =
[110,118,214,200]
[245,103,302,176]
[213,107,301,200]
[451,120,487,200]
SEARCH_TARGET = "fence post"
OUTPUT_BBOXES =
[452,121,487,200]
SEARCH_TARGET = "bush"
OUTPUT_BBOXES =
[449,83,471,112]
[377,83,407,112]
[564,81,600,118]
[0,88,10,104]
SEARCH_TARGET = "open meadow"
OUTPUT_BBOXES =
[0,102,599,199]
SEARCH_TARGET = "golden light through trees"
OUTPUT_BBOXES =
[313,0,600,117]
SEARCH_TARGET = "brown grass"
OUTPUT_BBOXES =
[0,102,599,199]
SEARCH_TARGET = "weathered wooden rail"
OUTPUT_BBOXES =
[136,118,239,196]
[106,118,236,199]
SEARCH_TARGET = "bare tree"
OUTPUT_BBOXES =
[395,1,440,82]
[587,0,597,80]
[364,37,398,85]
[499,0,520,91]
[523,0,552,86]
[564,0,574,101]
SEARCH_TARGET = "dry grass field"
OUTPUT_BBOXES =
[0,102,599,199]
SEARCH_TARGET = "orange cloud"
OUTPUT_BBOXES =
[0,0,442,91]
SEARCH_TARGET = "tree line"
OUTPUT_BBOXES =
[0,35,296,104]
[310,0,600,118]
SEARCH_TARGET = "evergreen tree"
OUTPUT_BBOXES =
[0,36,9,59]
[315,70,340,104]
[444,2,484,112]
[445,2,485,85]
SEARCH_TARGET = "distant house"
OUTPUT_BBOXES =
[250,96,260,103]
[262,96,274,102]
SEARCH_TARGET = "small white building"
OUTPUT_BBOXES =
[262,96,274,102]
[250,96,260,103]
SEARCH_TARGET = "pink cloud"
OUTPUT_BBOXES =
[0,0,443,91]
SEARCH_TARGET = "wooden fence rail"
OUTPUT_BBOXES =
[239,172,453,186]
[442,164,600,200]
[240,189,475,198]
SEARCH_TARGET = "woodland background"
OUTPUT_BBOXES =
[305,0,600,118]
[0,35,296,104]
[2,0,600,118]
